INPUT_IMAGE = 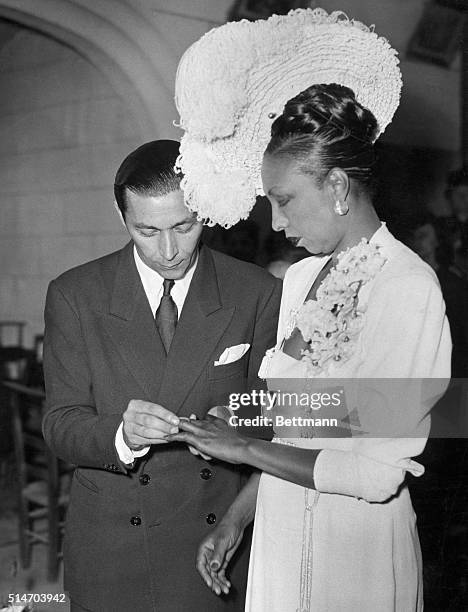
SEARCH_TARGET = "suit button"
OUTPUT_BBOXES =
[139,473,150,486]
[130,516,141,526]
[206,513,216,525]
[200,468,212,480]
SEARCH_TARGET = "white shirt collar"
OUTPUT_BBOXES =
[133,246,199,317]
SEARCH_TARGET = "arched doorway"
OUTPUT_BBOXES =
[0,10,166,343]
[0,0,180,138]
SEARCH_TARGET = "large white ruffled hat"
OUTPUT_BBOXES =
[175,8,402,228]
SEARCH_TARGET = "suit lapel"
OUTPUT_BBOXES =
[157,247,234,414]
[100,242,166,400]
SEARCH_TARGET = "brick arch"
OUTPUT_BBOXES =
[0,0,179,140]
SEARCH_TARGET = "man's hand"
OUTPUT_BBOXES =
[196,520,244,596]
[122,400,179,450]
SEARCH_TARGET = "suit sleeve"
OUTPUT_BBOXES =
[247,277,282,390]
[313,272,452,503]
[42,280,127,471]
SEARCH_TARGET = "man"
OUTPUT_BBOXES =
[42,140,281,611]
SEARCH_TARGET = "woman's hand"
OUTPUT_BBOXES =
[166,415,248,464]
[196,519,245,596]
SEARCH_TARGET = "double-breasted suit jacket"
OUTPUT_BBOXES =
[43,242,281,611]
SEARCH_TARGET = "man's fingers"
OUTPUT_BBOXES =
[177,415,227,432]
[132,412,179,432]
[127,400,179,426]
[123,401,181,446]
[131,420,178,437]
[124,421,178,446]
[126,432,168,446]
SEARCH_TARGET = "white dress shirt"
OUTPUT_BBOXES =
[133,245,198,317]
[115,246,199,465]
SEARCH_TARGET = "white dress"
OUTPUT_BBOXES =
[245,225,452,612]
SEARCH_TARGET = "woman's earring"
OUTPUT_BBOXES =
[334,199,349,216]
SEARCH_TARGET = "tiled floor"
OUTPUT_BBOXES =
[0,456,69,612]
[0,526,69,612]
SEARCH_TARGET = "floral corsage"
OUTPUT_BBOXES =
[290,239,387,375]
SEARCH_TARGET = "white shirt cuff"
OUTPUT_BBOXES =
[115,422,150,465]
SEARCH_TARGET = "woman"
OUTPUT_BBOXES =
[170,9,452,611]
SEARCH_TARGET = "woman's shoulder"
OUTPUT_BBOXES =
[375,227,439,288]
[359,228,445,321]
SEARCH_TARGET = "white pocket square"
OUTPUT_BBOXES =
[214,343,250,366]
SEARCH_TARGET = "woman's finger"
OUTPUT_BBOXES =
[187,445,212,459]
[165,431,198,445]
[177,419,208,433]
[166,432,213,459]
[210,570,230,595]
[196,549,213,588]
[216,569,231,592]
[209,572,228,596]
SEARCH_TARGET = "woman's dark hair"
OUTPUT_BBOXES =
[265,83,378,191]
[114,139,182,217]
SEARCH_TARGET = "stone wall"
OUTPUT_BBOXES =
[0,24,141,343]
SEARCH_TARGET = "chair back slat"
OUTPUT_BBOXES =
[4,380,67,582]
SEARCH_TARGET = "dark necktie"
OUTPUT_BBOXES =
[155,279,178,353]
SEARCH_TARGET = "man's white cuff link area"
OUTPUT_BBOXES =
[115,421,150,465]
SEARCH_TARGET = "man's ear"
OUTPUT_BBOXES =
[325,168,350,203]
[114,201,126,228]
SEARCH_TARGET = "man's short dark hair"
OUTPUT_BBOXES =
[114,140,181,217]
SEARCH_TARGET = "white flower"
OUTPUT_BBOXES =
[293,240,386,376]
[296,301,337,341]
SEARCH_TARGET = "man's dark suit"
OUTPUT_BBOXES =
[43,242,281,611]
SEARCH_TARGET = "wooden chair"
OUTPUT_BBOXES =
[0,321,25,347]
[5,381,70,582]
[0,321,31,382]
